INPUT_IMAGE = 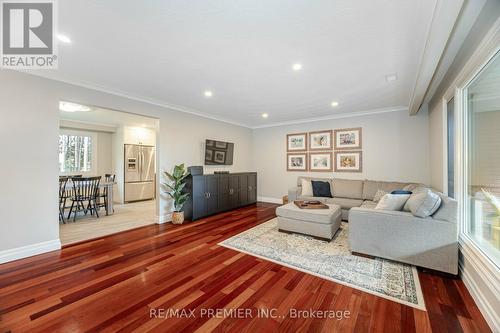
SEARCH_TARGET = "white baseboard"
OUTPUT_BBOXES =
[258,196,282,204]
[0,239,61,264]
[459,239,500,332]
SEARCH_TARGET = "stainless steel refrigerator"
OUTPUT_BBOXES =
[124,144,156,202]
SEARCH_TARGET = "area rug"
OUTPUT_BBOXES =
[219,218,425,310]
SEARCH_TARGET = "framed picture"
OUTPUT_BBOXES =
[309,130,333,150]
[287,133,307,152]
[287,153,308,171]
[215,141,228,149]
[309,152,333,172]
[334,127,362,150]
[205,149,213,161]
[335,151,363,172]
[213,151,226,164]
[206,140,215,147]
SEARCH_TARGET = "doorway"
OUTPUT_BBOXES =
[57,102,160,245]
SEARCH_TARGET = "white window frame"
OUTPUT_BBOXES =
[59,129,98,176]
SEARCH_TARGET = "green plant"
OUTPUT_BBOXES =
[163,164,190,212]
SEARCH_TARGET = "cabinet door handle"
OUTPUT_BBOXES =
[208,192,211,198]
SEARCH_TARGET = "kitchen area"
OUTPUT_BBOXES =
[58,102,159,245]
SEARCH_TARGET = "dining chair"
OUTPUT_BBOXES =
[97,174,116,215]
[58,177,69,223]
[67,176,101,222]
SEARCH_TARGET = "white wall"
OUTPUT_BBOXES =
[0,70,253,259]
[252,110,430,200]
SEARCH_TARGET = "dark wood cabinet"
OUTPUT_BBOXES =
[184,172,257,221]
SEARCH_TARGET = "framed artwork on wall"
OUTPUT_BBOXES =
[287,153,308,171]
[335,151,362,172]
[334,127,362,150]
[287,133,308,152]
[309,152,333,172]
[309,130,333,150]
[213,151,226,164]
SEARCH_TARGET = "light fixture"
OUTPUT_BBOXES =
[59,101,91,112]
[292,63,302,71]
[386,73,398,82]
[204,90,213,97]
[331,101,339,107]
[57,34,72,44]
[262,113,269,119]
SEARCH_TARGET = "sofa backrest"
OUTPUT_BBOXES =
[296,176,333,193]
[362,180,414,200]
[332,178,364,199]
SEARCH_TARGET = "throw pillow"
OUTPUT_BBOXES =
[407,189,442,218]
[403,186,427,211]
[311,180,333,198]
[301,179,314,196]
[391,190,412,195]
[375,193,411,211]
[373,189,387,202]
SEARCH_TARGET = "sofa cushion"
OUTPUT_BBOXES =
[301,178,314,196]
[407,189,442,218]
[375,194,410,211]
[325,197,363,210]
[362,180,412,200]
[311,180,333,198]
[432,193,458,223]
[360,200,378,209]
[332,178,364,199]
[403,186,428,211]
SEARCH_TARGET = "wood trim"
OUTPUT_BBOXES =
[309,152,333,172]
[286,132,308,152]
[308,130,333,151]
[334,151,363,173]
[334,127,363,150]
[286,153,308,171]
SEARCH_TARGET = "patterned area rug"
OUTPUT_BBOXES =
[219,218,425,310]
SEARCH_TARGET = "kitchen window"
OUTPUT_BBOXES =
[59,130,96,174]
[463,51,500,266]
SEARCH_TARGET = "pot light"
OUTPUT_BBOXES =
[262,113,269,119]
[57,34,71,44]
[331,101,339,107]
[59,101,91,112]
[292,63,302,71]
[386,74,398,82]
[204,90,213,97]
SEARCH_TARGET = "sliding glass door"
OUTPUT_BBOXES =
[463,51,500,266]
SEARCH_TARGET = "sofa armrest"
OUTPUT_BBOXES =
[288,187,302,201]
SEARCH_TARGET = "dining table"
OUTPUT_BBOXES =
[64,180,117,216]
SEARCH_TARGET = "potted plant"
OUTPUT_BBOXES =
[163,164,190,224]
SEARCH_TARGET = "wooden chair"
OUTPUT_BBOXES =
[97,174,116,215]
[58,177,69,223]
[67,176,101,222]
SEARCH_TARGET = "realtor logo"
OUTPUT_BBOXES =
[1,0,57,69]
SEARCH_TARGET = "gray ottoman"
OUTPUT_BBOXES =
[276,203,342,240]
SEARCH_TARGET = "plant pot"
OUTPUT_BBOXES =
[172,211,185,225]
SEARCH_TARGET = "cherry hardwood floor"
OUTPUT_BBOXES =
[0,203,491,332]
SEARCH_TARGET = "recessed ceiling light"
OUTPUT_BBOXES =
[386,74,398,82]
[331,101,339,107]
[57,34,71,44]
[262,113,269,119]
[59,101,91,112]
[292,63,302,71]
[204,90,213,97]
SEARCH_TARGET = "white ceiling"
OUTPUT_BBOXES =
[38,0,440,127]
[59,106,158,129]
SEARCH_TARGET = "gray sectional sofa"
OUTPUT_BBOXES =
[288,176,458,274]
